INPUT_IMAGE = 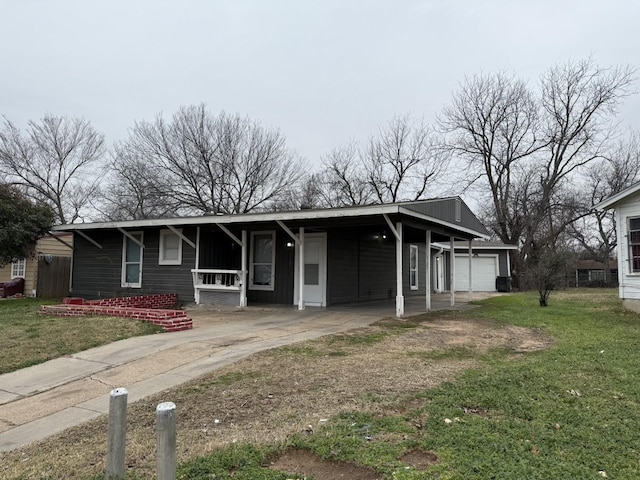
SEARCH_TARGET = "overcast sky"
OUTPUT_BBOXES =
[2,0,639,169]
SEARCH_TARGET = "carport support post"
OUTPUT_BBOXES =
[396,222,404,318]
[298,227,305,310]
[107,387,128,480]
[468,239,473,302]
[450,236,456,307]
[425,230,431,312]
[240,230,247,307]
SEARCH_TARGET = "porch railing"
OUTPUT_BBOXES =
[191,269,243,291]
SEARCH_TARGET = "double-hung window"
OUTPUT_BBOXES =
[629,218,640,273]
[122,232,144,288]
[11,259,26,278]
[409,245,418,290]
[159,229,182,265]
[250,231,275,290]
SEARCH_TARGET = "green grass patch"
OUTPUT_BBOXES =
[177,289,640,479]
[0,298,163,374]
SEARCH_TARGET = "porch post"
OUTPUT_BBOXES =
[425,230,431,312]
[450,236,455,307]
[298,227,305,310]
[194,227,201,304]
[396,222,404,318]
[240,230,247,307]
[468,239,473,302]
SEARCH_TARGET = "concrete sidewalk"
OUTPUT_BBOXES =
[0,307,384,453]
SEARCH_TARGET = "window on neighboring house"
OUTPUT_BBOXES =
[122,232,144,287]
[410,244,418,290]
[159,229,182,265]
[11,259,26,278]
[250,231,275,290]
[629,218,640,273]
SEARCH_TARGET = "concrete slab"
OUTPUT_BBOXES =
[91,341,214,387]
[0,406,102,453]
[0,377,110,426]
[0,357,108,397]
[0,389,20,406]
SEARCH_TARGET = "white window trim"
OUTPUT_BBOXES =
[628,217,640,274]
[409,244,419,290]
[121,231,144,288]
[159,228,183,265]
[249,230,276,291]
[11,258,26,279]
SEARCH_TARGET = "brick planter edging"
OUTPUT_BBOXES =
[43,294,192,332]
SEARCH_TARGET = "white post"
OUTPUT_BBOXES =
[450,236,456,307]
[396,222,404,318]
[240,230,247,307]
[107,387,128,480]
[468,239,473,302]
[425,230,431,312]
[298,227,305,310]
[156,402,177,480]
[194,227,200,304]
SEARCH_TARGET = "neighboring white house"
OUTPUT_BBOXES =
[596,181,640,313]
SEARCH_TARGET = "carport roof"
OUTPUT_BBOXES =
[52,197,490,240]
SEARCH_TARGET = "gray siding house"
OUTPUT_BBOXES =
[53,197,510,317]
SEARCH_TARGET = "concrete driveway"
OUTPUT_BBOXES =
[0,307,387,452]
[0,293,485,453]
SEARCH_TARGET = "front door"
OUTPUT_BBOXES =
[295,232,327,307]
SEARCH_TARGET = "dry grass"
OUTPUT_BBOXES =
[0,313,553,479]
[0,298,162,374]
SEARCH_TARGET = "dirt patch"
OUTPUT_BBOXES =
[399,448,440,469]
[0,315,553,479]
[270,448,383,479]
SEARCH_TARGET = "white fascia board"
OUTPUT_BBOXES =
[398,207,490,240]
[50,203,489,239]
[595,181,640,210]
[50,204,404,231]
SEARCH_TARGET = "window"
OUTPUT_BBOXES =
[11,259,26,278]
[410,244,418,290]
[629,218,640,273]
[455,198,462,222]
[250,231,275,290]
[159,229,182,265]
[122,232,143,288]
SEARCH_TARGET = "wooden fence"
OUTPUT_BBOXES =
[36,256,71,298]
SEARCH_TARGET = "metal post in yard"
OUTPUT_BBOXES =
[156,402,177,480]
[107,387,128,479]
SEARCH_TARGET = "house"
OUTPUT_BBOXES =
[595,181,640,312]
[52,197,511,317]
[0,233,73,298]
[573,259,618,287]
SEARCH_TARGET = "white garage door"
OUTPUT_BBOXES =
[454,255,498,291]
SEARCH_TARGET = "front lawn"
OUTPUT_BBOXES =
[2,289,639,479]
[0,298,163,374]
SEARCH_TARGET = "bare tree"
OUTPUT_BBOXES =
[0,115,105,224]
[365,115,447,203]
[439,72,541,248]
[316,142,374,207]
[440,60,635,286]
[120,105,303,215]
[94,144,177,220]
[569,130,640,279]
[314,115,445,207]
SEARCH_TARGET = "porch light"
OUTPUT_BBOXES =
[286,241,294,248]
